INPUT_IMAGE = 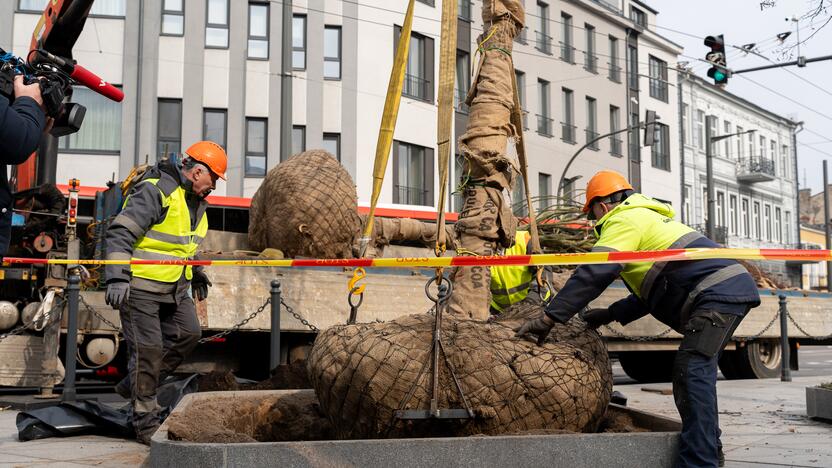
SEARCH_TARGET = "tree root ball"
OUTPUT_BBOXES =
[307,300,612,439]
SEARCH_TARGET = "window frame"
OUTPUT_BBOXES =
[157,98,183,161]
[247,2,270,60]
[630,6,647,27]
[585,96,598,150]
[609,105,622,157]
[395,26,435,103]
[323,25,342,80]
[161,0,186,37]
[560,12,574,63]
[648,55,668,102]
[392,140,435,207]
[538,172,551,212]
[244,117,268,177]
[292,14,308,70]
[202,108,228,149]
[607,35,621,83]
[561,87,575,144]
[741,196,750,238]
[291,125,306,158]
[322,132,341,161]
[584,23,597,73]
[205,0,230,49]
[650,122,670,171]
[59,85,123,154]
[20,0,126,17]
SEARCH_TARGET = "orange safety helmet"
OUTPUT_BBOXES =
[185,141,228,180]
[582,170,633,214]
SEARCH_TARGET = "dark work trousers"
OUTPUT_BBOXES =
[119,290,201,438]
[673,306,747,468]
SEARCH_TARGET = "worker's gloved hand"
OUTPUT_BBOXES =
[105,281,129,310]
[513,314,555,346]
[191,269,212,301]
[580,308,614,329]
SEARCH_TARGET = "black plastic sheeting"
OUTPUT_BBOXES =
[16,374,199,442]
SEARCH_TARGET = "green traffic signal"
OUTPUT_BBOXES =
[714,69,726,82]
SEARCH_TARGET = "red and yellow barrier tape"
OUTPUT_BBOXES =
[3,248,830,269]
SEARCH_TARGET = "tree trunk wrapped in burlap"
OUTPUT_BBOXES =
[449,0,524,320]
[248,150,362,258]
[307,299,612,439]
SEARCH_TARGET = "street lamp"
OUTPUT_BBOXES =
[705,117,756,241]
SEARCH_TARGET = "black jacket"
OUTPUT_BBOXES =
[0,95,46,254]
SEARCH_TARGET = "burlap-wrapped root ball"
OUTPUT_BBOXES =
[248,150,362,258]
[307,301,612,439]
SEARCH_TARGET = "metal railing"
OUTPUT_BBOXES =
[395,185,429,206]
[458,0,471,20]
[559,41,575,63]
[561,122,576,143]
[608,62,621,82]
[455,88,469,113]
[403,73,430,101]
[584,52,598,73]
[537,114,554,137]
[610,136,623,156]
[591,0,623,14]
[649,79,669,102]
[585,129,599,149]
[692,224,728,245]
[736,156,776,177]
[535,31,553,55]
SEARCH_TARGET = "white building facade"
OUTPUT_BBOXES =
[3,0,681,214]
[679,73,801,285]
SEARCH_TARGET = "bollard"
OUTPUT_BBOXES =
[270,280,282,373]
[62,272,81,402]
[778,294,792,382]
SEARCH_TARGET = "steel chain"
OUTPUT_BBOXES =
[79,295,122,331]
[0,324,30,343]
[787,311,832,340]
[747,310,780,340]
[600,323,675,342]
[280,297,318,332]
[199,297,272,343]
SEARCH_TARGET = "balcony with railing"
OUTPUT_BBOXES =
[585,129,599,150]
[590,0,623,14]
[535,31,553,55]
[537,114,554,137]
[458,0,471,21]
[691,224,728,245]
[584,52,598,74]
[561,122,576,143]
[736,155,776,183]
[559,41,575,63]
[403,74,430,101]
[608,62,622,83]
[395,185,429,206]
[610,136,623,156]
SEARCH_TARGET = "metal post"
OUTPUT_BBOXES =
[62,272,81,402]
[778,294,792,382]
[824,160,831,291]
[678,69,687,224]
[280,0,293,162]
[705,115,716,240]
[270,280,282,372]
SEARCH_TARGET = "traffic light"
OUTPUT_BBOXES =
[643,110,658,147]
[704,35,729,85]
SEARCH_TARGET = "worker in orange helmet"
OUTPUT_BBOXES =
[104,141,227,444]
[514,170,760,468]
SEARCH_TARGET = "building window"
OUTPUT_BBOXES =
[248,2,269,59]
[537,79,552,137]
[393,141,434,206]
[741,197,750,238]
[291,125,305,158]
[585,96,598,149]
[455,51,471,113]
[630,6,647,27]
[729,194,738,236]
[627,45,638,90]
[157,99,182,160]
[292,15,307,70]
[21,0,125,16]
[785,211,792,244]
[205,0,229,48]
[584,24,597,73]
[650,123,670,171]
[770,140,778,175]
[753,201,761,240]
[736,126,744,159]
[322,133,341,161]
[161,0,185,36]
[722,121,732,158]
[515,70,527,129]
[759,135,767,160]
[608,36,621,83]
[716,192,725,227]
[702,186,709,225]
[709,116,719,156]
[648,56,668,102]
[775,207,782,243]
[538,173,551,212]
[245,118,267,177]
[59,86,122,152]
[561,87,575,143]
[535,1,552,55]
[764,204,772,242]
[609,105,622,156]
[681,103,689,145]
[324,26,342,80]
[203,108,227,149]
[781,144,790,179]
[560,12,574,63]
[416,0,435,5]
[694,110,704,150]
[458,0,471,21]
[683,185,692,223]
[747,131,755,160]
[455,153,467,213]
[396,27,434,102]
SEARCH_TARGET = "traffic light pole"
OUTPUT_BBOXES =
[731,54,832,75]
[705,116,716,240]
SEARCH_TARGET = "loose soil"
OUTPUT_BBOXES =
[196,363,311,392]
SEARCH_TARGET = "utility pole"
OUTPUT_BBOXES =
[824,160,831,291]
[280,0,293,162]
[705,115,716,240]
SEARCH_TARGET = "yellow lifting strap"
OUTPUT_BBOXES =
[434,0,458,257]
[357,0,416,259]
[509,59,542,256]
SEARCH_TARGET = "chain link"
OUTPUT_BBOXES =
[281,297,318,332]
[79,295,122,331]
[0,324,30,343]
[787,311,832,340]
[747,310,780,340]
[601,323,675,342]
[199,297,272,343]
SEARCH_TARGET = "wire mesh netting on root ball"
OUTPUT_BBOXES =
[307,299,612,439]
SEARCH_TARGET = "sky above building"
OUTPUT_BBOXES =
[650,0,832,194]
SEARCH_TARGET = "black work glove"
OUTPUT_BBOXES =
[105,281,130,310]
[191,269,212,301]
[580,308,614,329]
[513,314,556,346]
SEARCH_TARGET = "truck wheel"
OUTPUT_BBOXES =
[720,340,781,379]
[618,351,676,383]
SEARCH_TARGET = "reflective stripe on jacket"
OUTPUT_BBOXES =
[490,231,551,312]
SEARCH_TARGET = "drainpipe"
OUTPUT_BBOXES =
[133,0,144,166]
[792,121,803,288]
[677,68,687,223]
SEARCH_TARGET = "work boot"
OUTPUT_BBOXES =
[718,446,725,467]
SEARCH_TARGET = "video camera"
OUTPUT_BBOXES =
[0,47,86,137]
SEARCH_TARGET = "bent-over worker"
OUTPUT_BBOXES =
[489,229,551,314]
[514,170,760,468]
[104,141,227,444]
